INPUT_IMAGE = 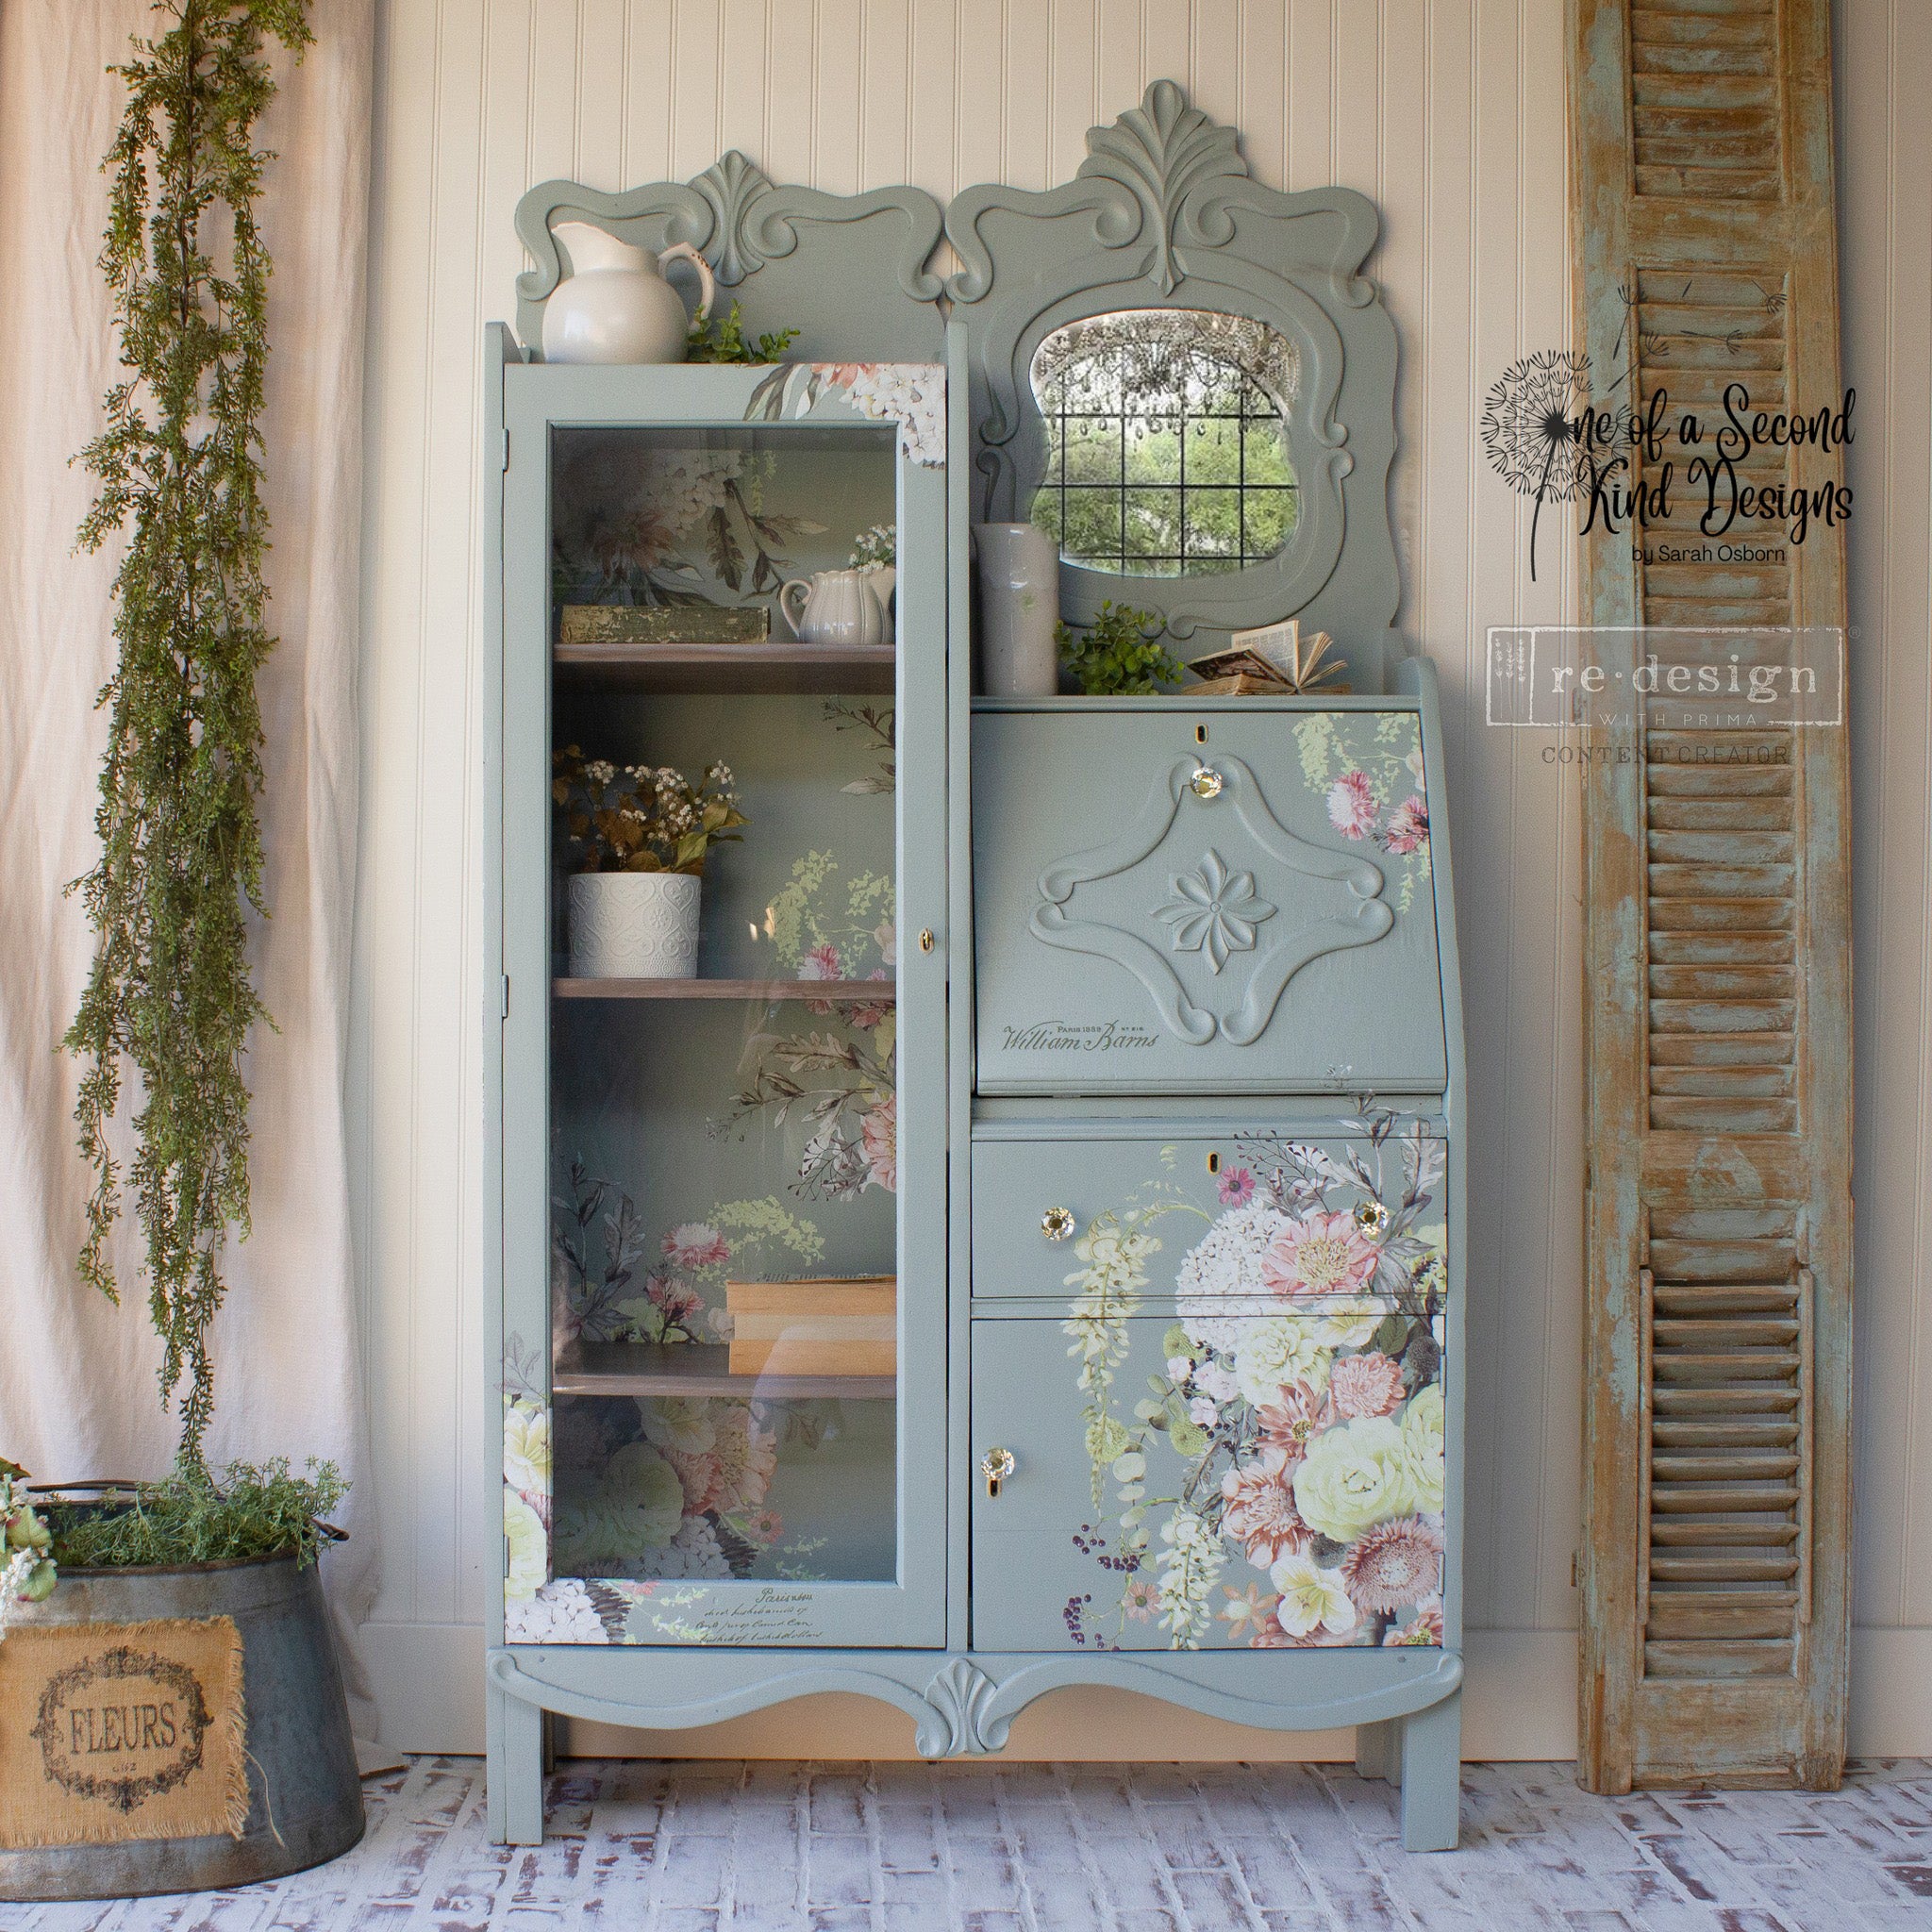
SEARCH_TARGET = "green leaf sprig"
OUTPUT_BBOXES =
[687,301,800,365]
[1056,600,1184,696]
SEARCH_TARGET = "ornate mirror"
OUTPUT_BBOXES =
[947,82,1402,680]
[1027,309,1301,580]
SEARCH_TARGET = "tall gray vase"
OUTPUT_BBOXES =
[974,524,1060,696]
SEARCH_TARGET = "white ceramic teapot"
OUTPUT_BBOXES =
[779,569,890,647]
[541,221,716,365]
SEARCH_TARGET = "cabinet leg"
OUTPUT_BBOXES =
[487,1682,547,1845]
[1355,1719,1398,1783]
[1396,1690,1462,1852]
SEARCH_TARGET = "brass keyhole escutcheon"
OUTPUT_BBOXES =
[1194,723,1208,744]
[919,928,935,953]
[981,1447,1016,1498]
[1041,1206,1075,1241]
[1190,765,1224,800]
[1207,1151,1221,1174]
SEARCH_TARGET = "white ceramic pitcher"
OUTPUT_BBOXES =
[779,569,890,647]
[541,221,716,365]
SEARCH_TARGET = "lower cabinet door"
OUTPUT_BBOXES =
[971,1313,1447,1654]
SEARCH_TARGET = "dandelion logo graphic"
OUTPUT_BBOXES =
[1480,349,1595,584]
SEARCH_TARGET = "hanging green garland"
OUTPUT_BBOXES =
[68,1,312,1475]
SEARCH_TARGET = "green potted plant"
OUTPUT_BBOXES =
[1057,599,1184,694]
[0,0,364,1901]
[553,749,749,978]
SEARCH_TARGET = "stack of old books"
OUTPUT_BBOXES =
[724,1275,896,1377]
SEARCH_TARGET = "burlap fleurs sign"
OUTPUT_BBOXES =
[0,1618,247,1848]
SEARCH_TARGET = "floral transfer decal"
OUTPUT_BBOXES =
[1293,713,1432,911]
[745,363,947,468]
[1061,1110,1448,1652]
[545,1176,838,1593]
[500,1337,620,1643]
[727,842,897,1201]
[550,441,825,608]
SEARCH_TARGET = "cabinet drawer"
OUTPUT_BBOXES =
[971,1123,1448,1308]
[973,707,1447,1094]
[971,1313,1448,1653]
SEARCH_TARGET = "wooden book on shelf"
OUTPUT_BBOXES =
[724,1275,895,1315]
[724,1275,897,1376]
[727,1333,897,1377]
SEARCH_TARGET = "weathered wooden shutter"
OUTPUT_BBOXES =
[1570,0,1854,1789]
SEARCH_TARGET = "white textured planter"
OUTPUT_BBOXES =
[974,523,1060,696]
[568,872,702,978]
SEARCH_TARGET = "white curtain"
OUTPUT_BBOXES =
[0,2,377,1733]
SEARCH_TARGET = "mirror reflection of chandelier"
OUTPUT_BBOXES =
[1031,308,1300,414]
[1028,309,1302,578]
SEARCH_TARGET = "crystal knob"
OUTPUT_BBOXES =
[1189,766,1224,800]
[1041,1206,1075,1241]
[981,1447,1016,1498]
[1353,1199,1391,1237]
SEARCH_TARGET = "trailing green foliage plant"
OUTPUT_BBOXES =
[68,2,313,1476]
[687,300,800,365]
[44,1458,347,1572]
[1056,600,1184,695]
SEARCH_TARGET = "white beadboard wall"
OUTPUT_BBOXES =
[351,0,1932,1757]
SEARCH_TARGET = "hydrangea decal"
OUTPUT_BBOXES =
[1060,1109,1449,1651]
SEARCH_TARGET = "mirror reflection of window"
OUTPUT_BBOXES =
[1028,309,1300,577]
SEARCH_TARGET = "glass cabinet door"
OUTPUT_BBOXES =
[498,363,948,1648]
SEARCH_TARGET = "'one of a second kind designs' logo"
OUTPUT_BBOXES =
[1479,345,1854,583]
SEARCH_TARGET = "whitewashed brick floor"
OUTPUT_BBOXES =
[12,1756,1932,1931]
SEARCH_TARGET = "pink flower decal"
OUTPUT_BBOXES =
[1220,1444,1310,1568]
[800,941,844,1013]
[1328,1351,1406,1420]
[1326,769,1378,840]
[1122,1576,1159,1622]
[661,1223,730,1271]
[1378,794,1429,856]
[852,967,894,1030]
[1254,1381,1327,1462]
[1382,1594,1446,1646]
[646,1269,704,1327]
[1219,1582,1282,1643]
[1217,1166,1255,1207]
[1258,1209,1382,1297]
[669,1410,778,1518]
[861,1092,898,1192]
[1341,1516,1444,1616]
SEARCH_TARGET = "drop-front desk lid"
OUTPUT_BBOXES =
[972,702,1450,1096]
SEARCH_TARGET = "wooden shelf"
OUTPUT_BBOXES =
[553,976,895,1003]
[552,1340,895,1401]
[554,640,896,694]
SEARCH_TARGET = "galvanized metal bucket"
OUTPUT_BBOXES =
[0,1543,365,1901]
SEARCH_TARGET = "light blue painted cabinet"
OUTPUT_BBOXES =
[484,87,1466,1856]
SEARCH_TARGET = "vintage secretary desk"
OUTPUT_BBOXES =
[483,85,1468,1853]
